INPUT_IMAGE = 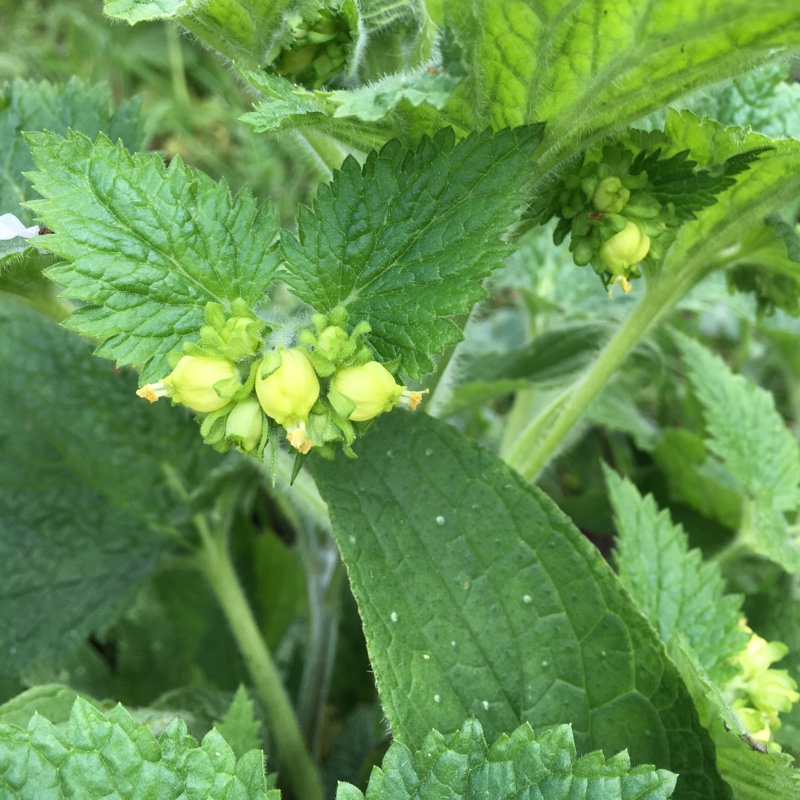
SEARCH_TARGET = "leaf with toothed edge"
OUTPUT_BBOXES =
[280,125,543,379]
[25,130,280,384]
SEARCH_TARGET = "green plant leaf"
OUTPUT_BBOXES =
[26,130,280,383]
[0,686,99,730]
[338,719,676,800]
[652,430,743,531]
[313,412,731,799]
[675,332,800,511]
[607,469,747,690]
[0,300,218,671]
[0,76,144,223]
[441,0,800,171]
[282,126,542,378]
[0,697,273,799]
[215,685,263,760]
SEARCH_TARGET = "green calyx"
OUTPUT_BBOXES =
[182,299,267,364]
[299,307,373,376]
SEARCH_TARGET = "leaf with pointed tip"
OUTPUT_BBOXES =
[281,126,542,378]
[338,719,676,800]
[0,697,272,799]
[313,412,731,799]
[26,130,279,383]
[215,686,263,759]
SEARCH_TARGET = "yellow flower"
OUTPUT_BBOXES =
[330,361,424,422]
[136,355,237,413]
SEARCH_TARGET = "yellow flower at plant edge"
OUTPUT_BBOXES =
[724,621,800,743]
[136,355,237,413]
[255,348,320,454]
[330,361,425,422]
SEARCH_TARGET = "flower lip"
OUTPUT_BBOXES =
[0,213,39,240]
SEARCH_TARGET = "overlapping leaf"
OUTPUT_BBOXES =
[313,412,730,799]
[0,300,217,671]
[26,131,280,383]
[281,126,542,378]
[337,719,676,800]
[441,0,800,170]
[0,698,274,800]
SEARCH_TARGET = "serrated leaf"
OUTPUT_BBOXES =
[25,130,280,383]
[281,126,542,378]
[442,1,800,171]
[726,215,800,315]
[0,686,98,730]
[215,686,263,760]
[0,697,271,799]
[313,412,731,799]
[338,719,676,800]
[0,77,144,223]
[675,332,800,511]
[0,300,218,671]
[652,429,743,531]
[607,469,748,689]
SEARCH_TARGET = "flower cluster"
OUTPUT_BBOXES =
[137,301,424,460]
[552,143,681,294]
[723,620,800,745]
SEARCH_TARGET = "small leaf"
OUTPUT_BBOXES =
[0,697,271,799]
[215,686,263,759]
[282,126,542,378]
[338,719,676,800]
[26,130,280,383]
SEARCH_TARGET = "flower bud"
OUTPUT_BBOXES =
[591,176,630,214]
[255,348,320,453]
[599,220,650,275]
[330,361,423,422]
[225,397,264,453]
[136,355,237,413]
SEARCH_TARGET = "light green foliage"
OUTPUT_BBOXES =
[652,430,743,530]
[337,719,676,800]
[215,686,263,759]
[0,77,143,223]
[0,697,273,799]
[607,470,747,689]
[676,333,800,510]
[0,686,97,729]
[441,0,800,167]
[25,131,280,383]
[0,300,217,671]
[282,126,542,378]
[313,412,730,799]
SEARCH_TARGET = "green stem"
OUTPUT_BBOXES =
[194,514,324,800]
[505,261,710,481]
[166,24,191,110]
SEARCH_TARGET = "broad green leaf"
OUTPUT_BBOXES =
[0,697,273,799]
[607,469,747,689]
[652,430,743,531]
[441,1,800,171]
[0,77,144,223]
[215,685,263,759]
[313,412,731,799]
[282,126,542,378]
[675,333,800,511]
[338,719,676,800]
[0,300,217,671]
[26,131,280,383]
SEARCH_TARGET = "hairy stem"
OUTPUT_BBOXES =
[194,513,324,800]
[504,260,711,482]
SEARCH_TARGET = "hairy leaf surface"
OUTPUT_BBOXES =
[338,719,676,800]
[0,301,217,671]
[26,131,279,383]
[0,698,273,799]
[282,126,542,378]
[314,412,731,799]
